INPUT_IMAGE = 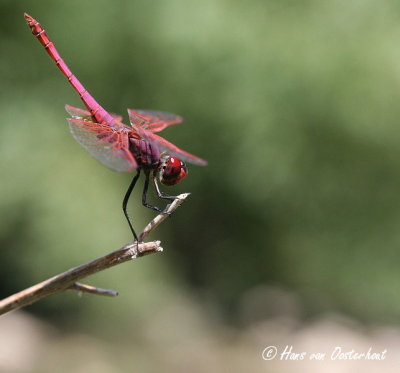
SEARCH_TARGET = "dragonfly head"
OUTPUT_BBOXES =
[160,156,187,186]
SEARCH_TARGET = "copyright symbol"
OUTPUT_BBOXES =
[262,346,278,360]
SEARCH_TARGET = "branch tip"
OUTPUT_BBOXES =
[68,283,118,297]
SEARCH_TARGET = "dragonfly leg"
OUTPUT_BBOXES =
[142,171,167,213]
[123,169,141,241]
[153,174,179,201]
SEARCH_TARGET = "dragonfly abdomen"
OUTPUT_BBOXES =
[24,13,115,127]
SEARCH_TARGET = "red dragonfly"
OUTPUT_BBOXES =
[24,13,207,241]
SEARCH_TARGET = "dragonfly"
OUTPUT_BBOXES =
[24,13,207,241]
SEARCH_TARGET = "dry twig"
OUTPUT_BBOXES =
[0,193,190,316]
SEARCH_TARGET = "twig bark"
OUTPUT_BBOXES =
[0,193,190,316]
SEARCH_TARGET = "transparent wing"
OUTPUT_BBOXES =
[110,113,124,122]
[134,125,207,166]
[128,108,183,133]
[66,104,124,122]
[65,104,91,120]
[67,118,137,172]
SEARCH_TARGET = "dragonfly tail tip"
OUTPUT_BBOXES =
[24,13,35,24]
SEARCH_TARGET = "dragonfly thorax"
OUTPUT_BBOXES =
[160,156,187,186]
[129,138,161,169]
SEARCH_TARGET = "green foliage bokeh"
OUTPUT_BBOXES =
[1,0,400,327]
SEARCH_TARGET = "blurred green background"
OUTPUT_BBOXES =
[2,0,400,371]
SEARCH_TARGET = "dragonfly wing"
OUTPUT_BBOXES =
[110,113,124,122]
[65,104,92,120]
[67,118,137,172]
[128,109,183,133]
[134,126,207,166]
[66,104,124,123]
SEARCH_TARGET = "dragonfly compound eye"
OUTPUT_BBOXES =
[160,156,187,185]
